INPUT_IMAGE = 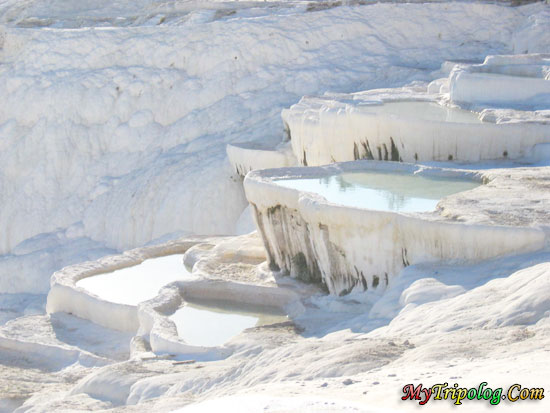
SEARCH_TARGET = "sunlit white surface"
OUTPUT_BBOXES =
[170,300,288,347]
[360,101,481,123]
[275,171,479,212]
[76,254,191,306]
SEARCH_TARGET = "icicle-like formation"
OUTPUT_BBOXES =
[245,164,546,296]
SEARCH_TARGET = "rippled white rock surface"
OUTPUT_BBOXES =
[1,1,550,412]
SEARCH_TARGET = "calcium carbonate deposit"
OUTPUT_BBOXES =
[1,1,550,412]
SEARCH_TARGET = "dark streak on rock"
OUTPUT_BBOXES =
[362,140,374,160]
[253,204,280,271]
[355,266,368,291]
[257,204,397,295]
[354,140,374,160]
[401,247,410,267]
[283,122,291,141]
[390,137,400,162]
[292,252,313,282]
[353,142,360,161]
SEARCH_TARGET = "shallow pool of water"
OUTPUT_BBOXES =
[275,171,479,212]
[77,254,192,306]
[170,299,288,347]
[359,101,481,123]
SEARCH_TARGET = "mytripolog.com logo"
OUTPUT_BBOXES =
[402,382,544,406]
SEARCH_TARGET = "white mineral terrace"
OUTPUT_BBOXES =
[244,161,545,295]
[138,274,302,359]
[282,98,550,165]
[227,141,297,177]
[46,239,206,332]
[2,2,550,410]
[450,54,550,108]
[45,238,303,359]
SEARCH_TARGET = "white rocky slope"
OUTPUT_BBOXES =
[1,1,549,295]
[6,237,550,412]
[0,1,550,412]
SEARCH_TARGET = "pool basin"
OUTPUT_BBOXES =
[282,99,550,165]
[244,161,544,295]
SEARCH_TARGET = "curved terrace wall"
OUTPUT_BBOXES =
[227,142,296,177]
[282,99,550,166]
[138,279,303,360]
[46,238,207,332]
[244,161,546,296]
[46,236,305,359]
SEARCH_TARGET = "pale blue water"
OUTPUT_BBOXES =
[170,300,287,347]
[275,171,479,212]
[77,254,192,306]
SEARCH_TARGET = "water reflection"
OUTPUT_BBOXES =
[77,254,192,306]
[277,171,479,212]
[170,299,288,347]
